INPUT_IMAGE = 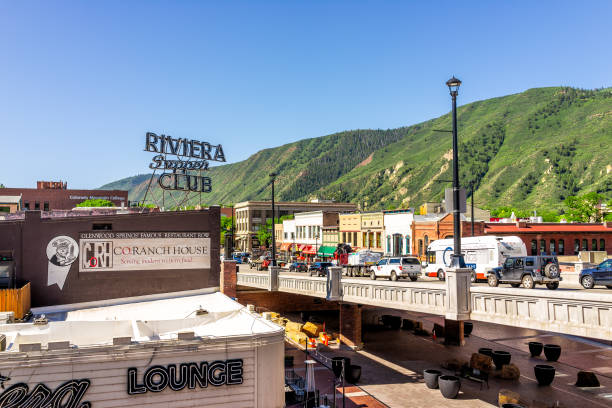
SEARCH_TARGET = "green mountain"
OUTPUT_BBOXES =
[100,87,612,210]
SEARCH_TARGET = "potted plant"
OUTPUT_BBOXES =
[478,347,493,357]
[534,364,556,386]
[438,375,461,399]
[543,344,561,362]
[423,369,442,389]
[464,322,473,337]
[528,341,543,357]
[347,365,362,383]
[491,350,511,370]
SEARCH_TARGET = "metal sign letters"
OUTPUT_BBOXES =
[144,132,226,193]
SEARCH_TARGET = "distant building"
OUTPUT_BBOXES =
[0,180,128,211]
[412,213,485,258]
[383,209,414,256]
[339,213,362,249]
[484,221,611,255]
[0,195,22,213]
[234,200,356,252]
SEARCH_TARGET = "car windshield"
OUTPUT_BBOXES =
[600,260,611,268]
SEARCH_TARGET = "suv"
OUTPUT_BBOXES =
[288,262,308,272]
[487,256,561,289]
[369,256,422,281]
[579,259,612,289]
[309,262,333,277]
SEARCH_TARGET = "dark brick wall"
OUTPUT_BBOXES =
[0,208,220,307]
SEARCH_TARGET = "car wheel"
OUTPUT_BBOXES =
[544,263,559,278]
[546,282,559,290]
[390,271,398,281]
[410,276,418,282]
[510,283,521,288]
[487,274,499,287]
[370,271,377,280]
[437,269,445,281]
[521,274,535,289]
[606,285,612,289]
[581,275,595,289]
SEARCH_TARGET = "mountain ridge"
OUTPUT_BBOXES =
[100,86,612,210]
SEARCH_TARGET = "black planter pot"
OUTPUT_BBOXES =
[478,347,493,357]
[438,375,461,399]
[543,344,561,362]
[346,365,362,384]
[501,404,526,408]
[528,341,543,357]
[534,364,556,386]
[382,315,402,330]
[331,357,351,379]
[464,322,473,337]
[402,319,414,330]
[423,369,442,389]
[492,350,512,370]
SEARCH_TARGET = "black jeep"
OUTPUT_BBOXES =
[487,256,561,290]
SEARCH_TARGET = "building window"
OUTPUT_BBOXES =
[574,239,580,255]
[550,239,555,255]
[600,239,605,252]
[35,201,40,210]
[592,239,597,251]
[424,235,429,249]
[24,202,30,210]
[418,239,423,257]
[582,239,588,251]
[558,239,564,255]
[386,236,391,253]
[353,232,357,246]
[405,235,410,254]
[531,240,537,256]
[376,232,381,248]
[43,202,49,211]
[540,239,546,254]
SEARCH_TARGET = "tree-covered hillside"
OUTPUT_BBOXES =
[100,87,612,210]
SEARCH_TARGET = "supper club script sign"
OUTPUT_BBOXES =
[144,132,226,193]
[79,232,211,272]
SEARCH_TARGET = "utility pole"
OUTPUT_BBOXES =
[270,173,277,266]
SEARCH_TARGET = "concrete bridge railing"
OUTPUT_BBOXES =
[236,272,612,341]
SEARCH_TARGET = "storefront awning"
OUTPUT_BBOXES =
[302,245,316,255]
[280,243,292,251]
[317,246,336,257]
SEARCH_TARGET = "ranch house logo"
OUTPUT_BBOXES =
[46,235,79,290]
[144,132,226,193]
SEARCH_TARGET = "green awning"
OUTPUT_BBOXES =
[317,246,336,257]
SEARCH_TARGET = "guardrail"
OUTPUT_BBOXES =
[236,271,612,341]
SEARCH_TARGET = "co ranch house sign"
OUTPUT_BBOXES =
[144,132,226,193]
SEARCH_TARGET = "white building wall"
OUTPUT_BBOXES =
[282,219,296,242]
[383,212,414,255]
[294,211,324,245]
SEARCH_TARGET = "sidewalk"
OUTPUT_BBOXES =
[289,315,612,407]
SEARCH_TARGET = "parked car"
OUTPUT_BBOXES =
[232,252,250,264]
[579,259,612,289]
[369,256,422,281]
[308,262,333,277]
[288,262,308,272]
[487,255,561,289]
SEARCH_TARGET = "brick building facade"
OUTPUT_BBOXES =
[1,180,128,211]
[484,221,612,256]
[412,213,485,257]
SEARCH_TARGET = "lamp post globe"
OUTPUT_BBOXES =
[446,76,465,269]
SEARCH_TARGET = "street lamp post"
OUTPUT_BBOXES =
[270,173,277,267]
[446,76,465,268]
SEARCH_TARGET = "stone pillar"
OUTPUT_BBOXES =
[221,260,237,298]
[339,303,362,350]
[269,266,280,291]
[326,267,342,301]
[444,267,472,346]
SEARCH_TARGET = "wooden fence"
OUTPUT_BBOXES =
[0,282,31,319]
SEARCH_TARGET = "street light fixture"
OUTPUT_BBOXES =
[446,76,465,268]
[270,172,277,267]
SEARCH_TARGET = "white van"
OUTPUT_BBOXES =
[423,236,527,281]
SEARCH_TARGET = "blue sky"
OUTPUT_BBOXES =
[1,1,610,188]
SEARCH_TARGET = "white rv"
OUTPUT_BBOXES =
[423,236,527,281]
